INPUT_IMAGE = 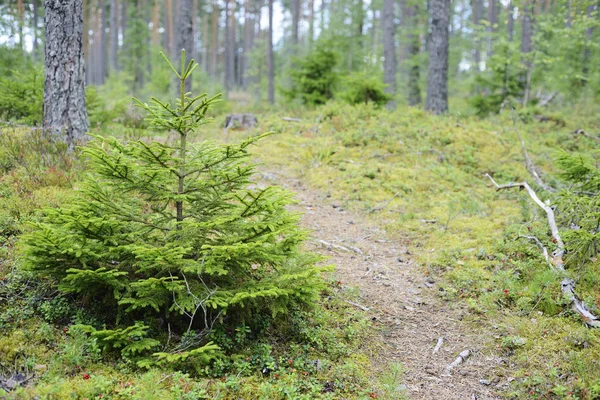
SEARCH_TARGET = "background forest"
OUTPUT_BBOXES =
[1,0,600,399]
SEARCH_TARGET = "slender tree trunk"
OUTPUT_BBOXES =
[521,0,534,105]
[242,0,254,89]
[472,0,482,70]
[267,0,275,104]
[110,0,119,72]
[582,3,594,83]
[425,0,450,114]
[209,2,219,77]
[406,4,421,106]
[201,13,210,74]
[32,0,40,58]
[151,0,159,46]
[165,0,174,56]
[566,0,572,28]
[382,0,397,109]
[100,0,107,83]
[224,0,234,91]
[176,0,194,93]
[507,0,515,42]
[292,0,300,45]
[17,0,25,51]
[43,0,89,148]
[308,0,315,49]
[487,0,497,56]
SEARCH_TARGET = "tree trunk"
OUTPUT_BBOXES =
[17,0,25,51]
[110,0,119,72]
[151,0,159,46]
[176,0,194,93]
[507,0,515,42]
[209,2,219,77]
[32,0,40,58]
[472,0,483,70]
[224,0,235,91]
[165,0,174,56]
[425,0,450,114]
[521,0,534,105]
[43,0,89,148]
[406,4,421,106]
[241,0,254,89]
[100,0,107,83]
[292,0,300,45]
[382,0,396,109]
[308,0,314,49]
[487,0,497,56]
[582,3,594,83]
[201,13,209,74]
[120,0,128,54]
[267,0,275,104]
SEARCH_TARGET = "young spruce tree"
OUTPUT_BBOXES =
[22,52,325,366]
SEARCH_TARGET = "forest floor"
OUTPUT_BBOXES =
[262,168,502,400]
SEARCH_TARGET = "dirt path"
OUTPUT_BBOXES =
[263,171,503,400]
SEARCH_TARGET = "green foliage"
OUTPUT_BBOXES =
[0,66,43,124]
[471,40,524,116]
[20,52,325,366]
[339,72,391,107]
[286,44,338,105]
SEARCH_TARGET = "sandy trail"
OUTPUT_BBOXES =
[263,170,503,400]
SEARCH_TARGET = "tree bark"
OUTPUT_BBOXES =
[224,0,235,91]
[382,0,397,109]
[472,0,483,70]
[100,0,108,83]
[120,0,128,55]
[32,0,40,58]
[110,0,119,72]
[521,0,534,105]
[425,0,450,114]
[241,0,254,89]
[487,0,497,56]
[406,4,421,106]
[17,0,25,51]
[176,0,194,93]
[268,0,275,104]
[209,1,219,78]
[292,0,300,45]
[43,0,89,148]
[506,0,514,42]
[151,0,160,46]
[165,0,174,56]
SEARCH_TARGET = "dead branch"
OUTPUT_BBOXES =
[518,134,556,193]
[317,239,364,256]
[445,349,471,374]
[537,91,558,107]
[517,235,552,269]
[368,192,399,213]
[345,300,370,312]
[432,337,444,355]
[485,174,600,328]
[281,117,302,122]
[573,129,600,142]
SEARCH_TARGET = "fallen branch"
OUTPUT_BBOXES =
[445,349,471,374]
[316,239,364,256]
[345,300,370,312]
[485,174,600,328]
[573,129,600,142]
[518,134,556,193]
[368,192,399,213]
[432,337,444,355]
[281,117,302,123]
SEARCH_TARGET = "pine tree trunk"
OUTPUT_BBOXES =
[507,1,514,42]
[487,0,497,56]
[292,0,300,45]
[43,0,89,148]
[406,4,421,106]
[201,13,210,74]
[382,0,396,109]
[32,0,40,58]
[151,0,159,46]
[110,0,119,72]
[120,0,128,65]
[100,0,107,83]
[224,0,235,91]
[472,0,482,70]
[521,0,534,105]
[241,0,254,89]
[582,3,594,83]
[267,0,275,104]
[209,2,219,77]
[425,0,450,114]
[165,0,174,56]
[176,0,194,93]
[308,0,314,49]
[17,0,25,51]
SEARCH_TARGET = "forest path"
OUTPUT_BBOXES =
[261,170,503,400]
